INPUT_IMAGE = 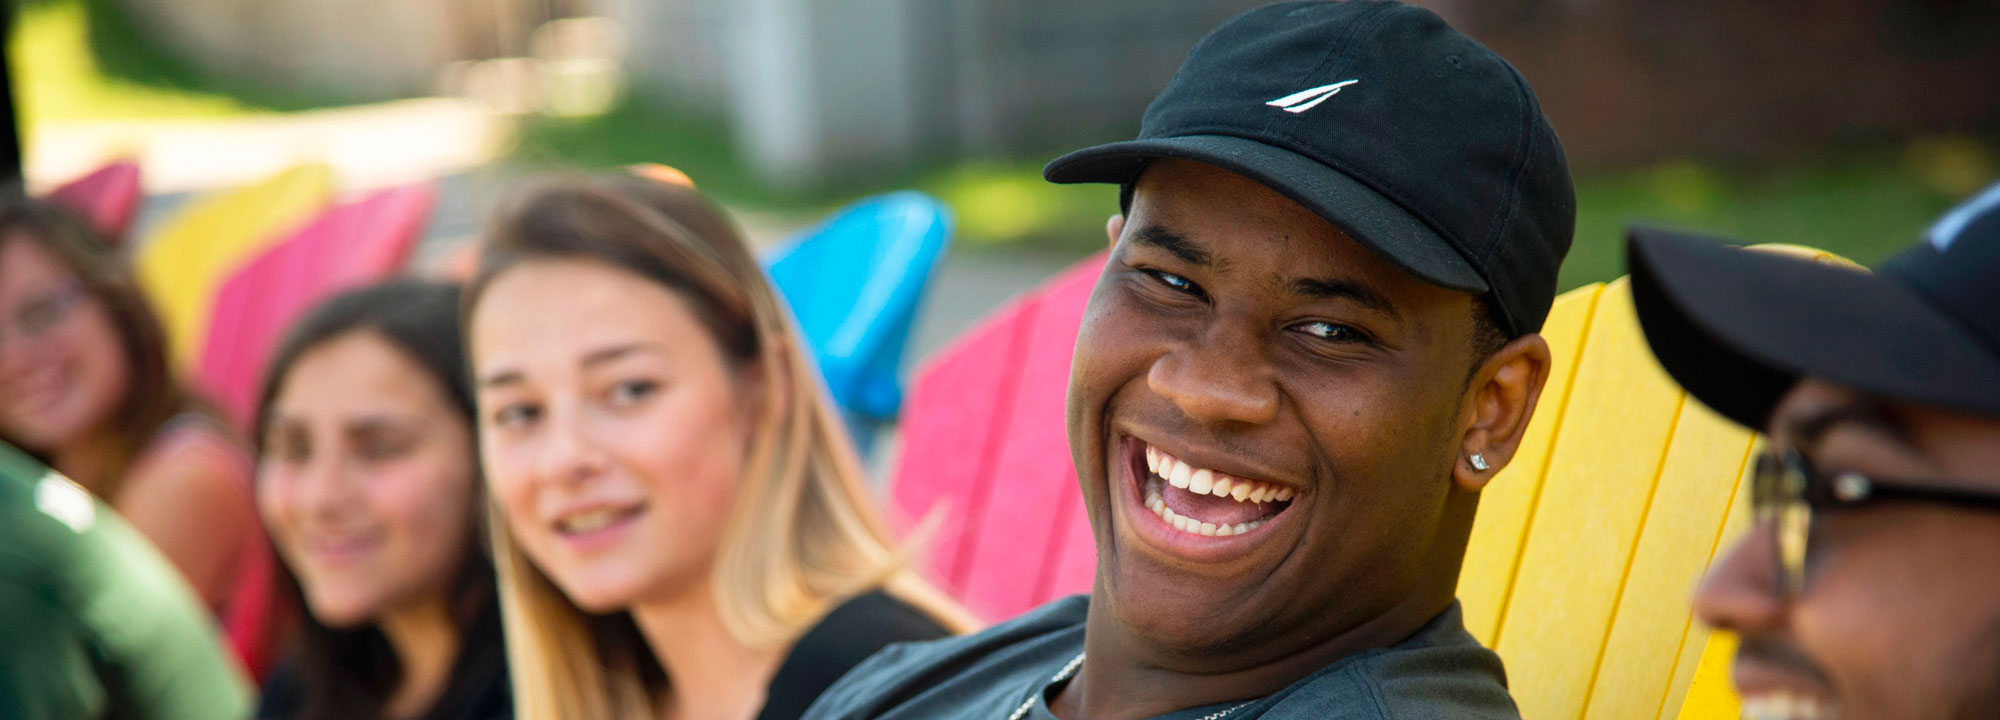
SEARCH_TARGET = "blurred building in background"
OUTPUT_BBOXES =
[98,0,2000,189]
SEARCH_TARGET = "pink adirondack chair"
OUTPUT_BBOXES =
[195,183,436,433]
[45,160,143,245]
[890,253,1105,621]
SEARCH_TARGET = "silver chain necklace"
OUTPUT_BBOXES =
[1005,652,1256,720]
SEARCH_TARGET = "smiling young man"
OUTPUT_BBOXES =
[806,2,1572,718]
[1629,183,2000,720]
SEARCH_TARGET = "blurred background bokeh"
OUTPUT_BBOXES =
[12,0,2000,367]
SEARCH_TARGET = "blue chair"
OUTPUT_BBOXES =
[763,191,953,454]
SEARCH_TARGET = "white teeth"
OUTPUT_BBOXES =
[1740,693,1830,720]
[1189,469,1215,495]
[557,509,623,533]
[1230,482,1253,502]
[1143,444,1295,506]
[1142,477,1267,537]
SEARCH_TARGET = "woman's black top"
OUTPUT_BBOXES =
[755,590,953,720]
[256,598,510,720]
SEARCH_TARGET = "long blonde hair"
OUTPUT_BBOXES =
[464,176,976,719]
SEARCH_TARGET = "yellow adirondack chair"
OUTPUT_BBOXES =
[1459,245,1852,720]
[134,164,334,367]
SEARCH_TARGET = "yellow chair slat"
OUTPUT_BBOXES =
[135,164,333,367]
[1670,441,1760,720]
[1676,631,1745,720]
[1460,282,1603,644]
[1583,399,1755,720]
[1455,243,1850,718]
[1490,279,1687,719]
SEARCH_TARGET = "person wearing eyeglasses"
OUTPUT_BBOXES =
[0,197,279,674]
[1627,180,2000,720]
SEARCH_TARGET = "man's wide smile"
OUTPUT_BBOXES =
[1115,434,1302,564]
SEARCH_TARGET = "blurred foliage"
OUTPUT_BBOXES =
[8,0,252,130]
[20,0,1989,289]
[1562,138,1993,289]
[509,95,1123,249]
[514,96,1994,289]
[8,0,354,132]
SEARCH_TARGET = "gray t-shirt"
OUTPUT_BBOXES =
[804,595,1519,720]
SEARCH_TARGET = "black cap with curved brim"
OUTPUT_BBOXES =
[1044,0,1574,336]
[1628,183,2000,430]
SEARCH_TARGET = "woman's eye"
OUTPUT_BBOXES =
[270,442,308,465]
[608,380,658,407]
[357,437,411,462]
[492,403,539,429]
[1295,321,1368,343]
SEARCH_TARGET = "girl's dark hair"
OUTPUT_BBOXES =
[255,279,499,720]
[0,197,192,494]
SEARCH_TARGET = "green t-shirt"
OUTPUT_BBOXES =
[0,442,253,720]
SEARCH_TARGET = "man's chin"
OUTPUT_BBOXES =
[1097,563,1284,659]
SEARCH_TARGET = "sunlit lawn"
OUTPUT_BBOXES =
[517,97,1993,288]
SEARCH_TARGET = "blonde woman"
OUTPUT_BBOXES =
[463,175,975,720]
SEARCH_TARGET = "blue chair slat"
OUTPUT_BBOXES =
[763,191,953,452]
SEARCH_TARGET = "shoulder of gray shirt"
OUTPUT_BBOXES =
[803,597,1521,720]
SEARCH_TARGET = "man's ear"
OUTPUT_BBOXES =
[1453,333,1552,491]
[1106,213,1126,250]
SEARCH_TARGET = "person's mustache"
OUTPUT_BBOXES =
[1738,635,1837,689]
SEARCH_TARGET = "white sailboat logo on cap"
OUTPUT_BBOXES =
[1266,79,1359,114]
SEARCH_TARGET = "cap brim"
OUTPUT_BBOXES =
[1629,227,2000,429]
[1045,135,1488,293]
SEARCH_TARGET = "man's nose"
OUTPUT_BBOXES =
[1692,520,1790,637]
[1147,325,1280,426]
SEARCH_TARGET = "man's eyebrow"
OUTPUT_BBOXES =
[1131,226,1213,266]
[1787,401,1913,449]
[1288,276,1399,318]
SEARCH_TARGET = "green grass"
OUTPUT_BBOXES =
[514,93,1994,288]
[1560,136,1995,289]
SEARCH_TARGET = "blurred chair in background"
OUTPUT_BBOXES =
[135,164,333,368]
[884,249,1864,719]
[45,160,143,247]
[763,191,952,454]
[196,182,435,432]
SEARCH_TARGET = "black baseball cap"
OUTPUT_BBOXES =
[1043,0,1575,335]
[1630,181,2000,430]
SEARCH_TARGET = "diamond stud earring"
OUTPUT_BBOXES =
[1469,454,1490,472]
